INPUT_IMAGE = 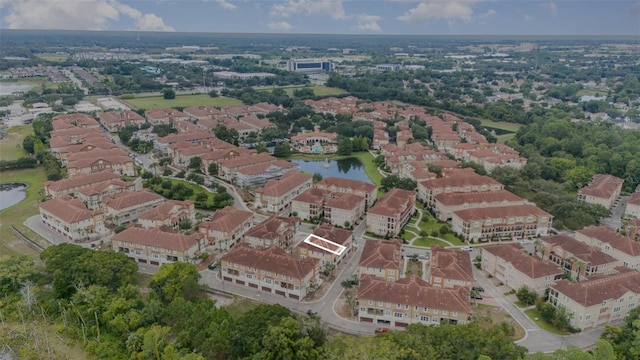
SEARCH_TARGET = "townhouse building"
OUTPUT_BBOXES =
[537,234,621,281]
[366,188,416,237]
[577,174,624,210]
[254,171,312,215]
[98,110,146,132]
[198,206,253,249]
[482,243,563,296]
[296,223,353,270]
[75,178,140,210]
[39,195,109,243]
[44,170,121,199]
[103,190,165,226]
[138,200,196,229]
[625,192,640,218]
[575,226,640,270]
[433,190,525,221]
[324,193,366,228]
[451,204,553,243]
[417,173,504,207]
[221,244,321,301]
[66,150,136,177]
[183,105,225,121]
[357,274,471,328]
[144,108,190,125]
[358,238,403,282]
[315,177,378,208]
[291,188,331,221]
[243,215,299,251]
[549,269,640,330]
[112,226,205,266]
[234,160,298,187]
[428,246,474,289]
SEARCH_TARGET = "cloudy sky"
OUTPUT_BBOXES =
[0,0,638,35]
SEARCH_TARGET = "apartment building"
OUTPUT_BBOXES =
[537,234,621,281]
[290,130,339,154]
[296,223,353,269]
[138,200,196,229]
[358,238,403,282]
[451,204,553,242]
[198,206,253,249]
[254,171,313,215]
[358,275,471,328]
[625,192,640,218]
[234,160,298,187]
[482,243,563,296]
[315,177,378,208]
[366,188,416,237]
[103,190,165,226]
[66,150,136,177]
[549,269,640,330]
[417,173,504,206]
[75,178,140,210]
[112,226,205,266]
[144,108,190,125]
[44,170,121,199]
[433,190,525,221]
[428,246,474,289]
[243,215,299,250]
[575,226,640,270]
[291,188,330,221]
[39,195,108,243]
[577,174,624,210]
[98,110,146,132]
[221,243,321,301]
[324,193,366,228]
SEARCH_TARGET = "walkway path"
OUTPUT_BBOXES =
[402,209,457,247]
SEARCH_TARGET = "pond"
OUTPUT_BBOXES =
[0,182,27,211]
[292,157,372,184]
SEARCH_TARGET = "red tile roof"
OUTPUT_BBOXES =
[552,269,640,307]
[434,190,523,206]
[368,188,415,217]
[540,234,618,266]
[579,174,624,199]
[199,206,253,233]
[254,171,311,198]
[430,246,474,283]
[222,243,318,279]
[453,204,551,222]
[359,238,402,270]
[103,190,164,210]
[484,243,561,279]
[576,226,640,257]
[112,226,201,252]
[39,195,102,223]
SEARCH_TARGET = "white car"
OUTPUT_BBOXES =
[520,239,530,245]
[460,246,473,252]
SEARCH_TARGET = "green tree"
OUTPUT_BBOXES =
[150,262,201,303]
[22,135,37,154]
[255,143,269,153]
[0,256,37,296]
[255,317,324,360]
[337,137,352,155]
[163,89,176,100]
[232,304,292,358]
[273,142,291,158]
[208,162,218,176]
[188,156,202,170]
[515,285,538,306]
[312,173,323,183]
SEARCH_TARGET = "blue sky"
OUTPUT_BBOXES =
[1,1,638,35]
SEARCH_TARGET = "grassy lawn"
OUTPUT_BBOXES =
[36,55,69,62]
[224,296,261,319]
[0,167,48,259]
[496,133,516,144]
[474,304,526,341]
[0,125,33,161]
[0,77,59,90]
[524,308,572,335]
[282,85,347,97]
[479,120,523,133]
[144,177,225,209]
[122,94,242,110]
[412,237,451,247]
[416,212,464,245]
[514,300,529,308]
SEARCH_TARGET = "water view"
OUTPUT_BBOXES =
[0,183,27,211]
[292,157,372,184]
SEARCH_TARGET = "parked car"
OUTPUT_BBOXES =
[520,239,531,245]
[375,327,389,334]
[472,286,485,292]
[471,293,483,300]
[347,279,358,286]
[307,309,318,316]
[418,254,428,260]
[208,261,219,271]
[460,246,473,252]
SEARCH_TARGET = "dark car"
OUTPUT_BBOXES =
[347,279,359,286]
[472,286,485,292]
[307,309,318,316]
[471,294,483,300]
[208,261,219,271]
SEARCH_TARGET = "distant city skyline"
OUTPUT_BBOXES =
[0,0,638,36]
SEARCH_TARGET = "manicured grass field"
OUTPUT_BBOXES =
[224,296,261,319]
[36,55,69,62]
[412,237,451,247]
[416,212,464,245]
[524,308,571,335]
[0,167,48,259]
[122,94,242,110]
[281,86,347,97]
[496,133,516,144]
[479,120,523,133]
[0,125,33,161]
[0,77,59,90]
[144,177,224,209]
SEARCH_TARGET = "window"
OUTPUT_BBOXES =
[294,285,299,290]
[394,312,403,318]
[614,307,621,313]
[368,300,373,305]
[423,307,429,312]
[396,303,402,309]
[433,309,438,314]
[442,310,448,315]
[452,311,457,317]
[420,316,429,322]
[246,274,252,279]
[265,279,272,284]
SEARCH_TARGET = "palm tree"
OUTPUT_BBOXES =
[575,260,585,281]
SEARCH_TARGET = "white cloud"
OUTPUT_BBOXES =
[267,21,292,30]
[2,0,174,31]
[542,1,557,15]
[270,0,349,20]
[524,14,533,22]
[216,0,236,10]
[477,8,496,23]
[354,14,382,32]
[398,0,483,24]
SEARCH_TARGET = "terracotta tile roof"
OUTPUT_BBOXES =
[540,234,618,266]
[627,192,640,206]
[45,170,120,192]
[324,192,364,210]
[245,215,298,240]
[430,246,474,283]
[199,206,253,233]
[291,130,338,142]
[312,223,352,245]
[452,204,551,222]
[552,269,640,307]
[103,190,164,210]
[576,226,640,257]
[99,110,144,124]
[183,105,224,118]
[219,152,275,169]
[359,238,402,270]
[434,190,523,206]
[484,243,561,279]
[292,188,330,204]
[235,160,296,176]
[138,200,193,221]
[579,174,624,199]
[358,274,471,313]
[76,178,136,196]
[254,171,311,197]
[222,243,318,279]
[420,173,502,190]
[39,195,102,223]
[368,188,415,217]
[315,177,376,193]
[156,130,215,144]
[112,226,201,252]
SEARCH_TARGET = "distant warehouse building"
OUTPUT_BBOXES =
[287,59,333,73]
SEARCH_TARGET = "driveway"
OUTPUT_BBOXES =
[601,195,629,229]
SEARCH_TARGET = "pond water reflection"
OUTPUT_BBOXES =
[292,157,372,184]
[0,183,27,211]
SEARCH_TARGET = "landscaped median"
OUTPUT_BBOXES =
[524,308,573,335]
